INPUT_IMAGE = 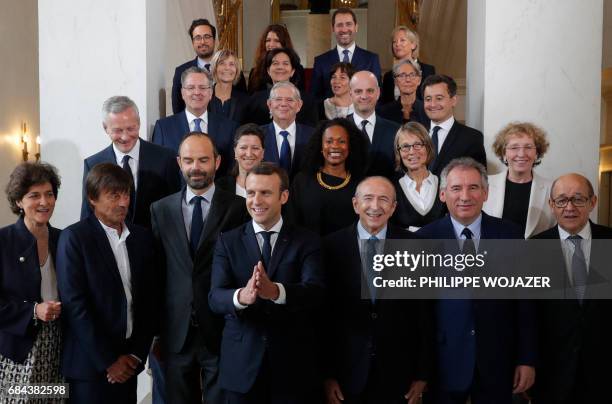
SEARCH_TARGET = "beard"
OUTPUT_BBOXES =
[184,169,214,190]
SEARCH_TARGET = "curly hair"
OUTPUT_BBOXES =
[6,162,61,215]
[491,121,550,166]
[299,118,369,178]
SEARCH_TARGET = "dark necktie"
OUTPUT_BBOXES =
[360,120,370,143]
[121,155,136,222]
[569,235,588,303]
[204,63,211,71]
[431,126,441,157]
[365,236,379,303]
[194,118,203,132]
[278,130,291,174]
[461,227,476,255]
[260,231,274,270]
[190,196,204,254]
[342,49,350,63]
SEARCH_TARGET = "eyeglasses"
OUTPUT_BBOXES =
[552,195,591,208]
[394,72,419,80]
[193,34,214,42]
[397,142,425,152]
[506,145,536,152]
[183,85,212,92]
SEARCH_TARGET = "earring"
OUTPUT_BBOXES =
[19,207,24,215]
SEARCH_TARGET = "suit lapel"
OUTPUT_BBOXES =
[267,224,291,279]
[263,124,280,164]
[180,111,190,134]
[432,122,459,172]
[525,173,547,238]
[167,191,193,268]
[197,188,230,250]
[89,216,124,287]
[242,223,263,269]
[293,125,307,174]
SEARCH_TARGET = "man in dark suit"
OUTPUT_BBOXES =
[323,176,433,404]
[417,157,536,404]
[422,75,486,176]
[80,96,181,229]
[348,70,400,179]
[153,67,238,176]
[209,163,325,403]
[261,82,314,180]
[57,163,156,404]
[150,132,248,404]
[311,7,381,99]
[171,18,246,114]
[532,173,612,404]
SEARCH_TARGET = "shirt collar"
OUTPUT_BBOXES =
[337,42,356,56]
[352,111,377,127]
[252,217,284,234]
[431,115,455,131]
[185,184,216,204]
[98,219,130,242]
[403,172,435,188]
[450,213,482,240]
[273,120,296,135]
[197,57,212,68]
[113,138,140,162]
[185,109,208,125]
[558,221,592,240]
[357,221,387,240]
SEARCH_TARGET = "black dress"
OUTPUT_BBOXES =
[377,98,430,127]
[208,87,249,124]
[286,171,359,236]
[391,173,446,230]
[501,179,532,236]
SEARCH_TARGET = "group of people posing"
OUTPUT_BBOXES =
[1,7,610,404]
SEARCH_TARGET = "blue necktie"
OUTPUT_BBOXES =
[278,130,291,174]
[461,227,476,255]
[204,63,211,71]
[190,196,204,254]
[342,49,350,63]
[569,235,588,303]
[365,236,379,303]
[260,231,274,271]
[194,118,203,132]
[121,155,136,222]
[431,126,441,157]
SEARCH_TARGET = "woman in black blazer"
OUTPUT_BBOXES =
[382,26,436,103]
[0,162,63,397]
[208,49,250,124]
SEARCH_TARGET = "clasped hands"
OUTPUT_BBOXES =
[107,355,139,384]
[238,261,279,305]
[35,300,61,322]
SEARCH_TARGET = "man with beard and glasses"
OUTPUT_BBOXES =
[150,132,248,403]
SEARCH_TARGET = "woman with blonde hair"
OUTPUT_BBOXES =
[209,49,249,123]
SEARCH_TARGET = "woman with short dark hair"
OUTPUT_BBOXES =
[0,162,64,402]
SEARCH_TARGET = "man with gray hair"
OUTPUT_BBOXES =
[153,66,238,176]
[261,82,314,180]
[417,157,536,404]
[81,95,181,228]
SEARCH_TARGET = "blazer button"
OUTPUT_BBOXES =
[19,257,25,262]
[470,329,476,336]
[371,312,378,320]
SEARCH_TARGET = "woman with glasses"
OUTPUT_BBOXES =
[484,122,555,238]
[391,122,445,231]
[382,26,436,104]
[209,49,249,124]
[378,60,429,126]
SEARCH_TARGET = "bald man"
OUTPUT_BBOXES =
[532,173,612,404]
[348,71,400,179]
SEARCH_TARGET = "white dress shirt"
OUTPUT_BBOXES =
[233,217,287,309]
[113,139,140,189]
[336,43,356,63]
[182,185,215,240]
[429,116,455,154]
[185,109,208,133]
[98,220,133,339]
[450,213,482,251]
[273,121,297,161]
[352,112,377,143]
[197,57,212,70]
[398,172,438,214]
[40,254,58,302]
[558,222,592,284]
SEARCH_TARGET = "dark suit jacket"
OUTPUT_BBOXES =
[532,222,612,404]
[209,221,325,394]
[247,63,306,95]
[171,57,247,114]
[348,113,399,179]
[323,223,434,396]
[208,88,249,125]
[215,175,238,195]
[377,98,430,127]
[417,213,537,394]
[150,187,248,354]
[0,218,61,363]
[381,61,435,103]
[311,47,382,99]
[429,120,487,177]
[56,216,155,380]
[80,139,181,229]
[151,110,238,176]
[244,88,319,128]
[262,122,314,180]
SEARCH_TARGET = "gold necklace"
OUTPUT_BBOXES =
[317,171,351,190]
